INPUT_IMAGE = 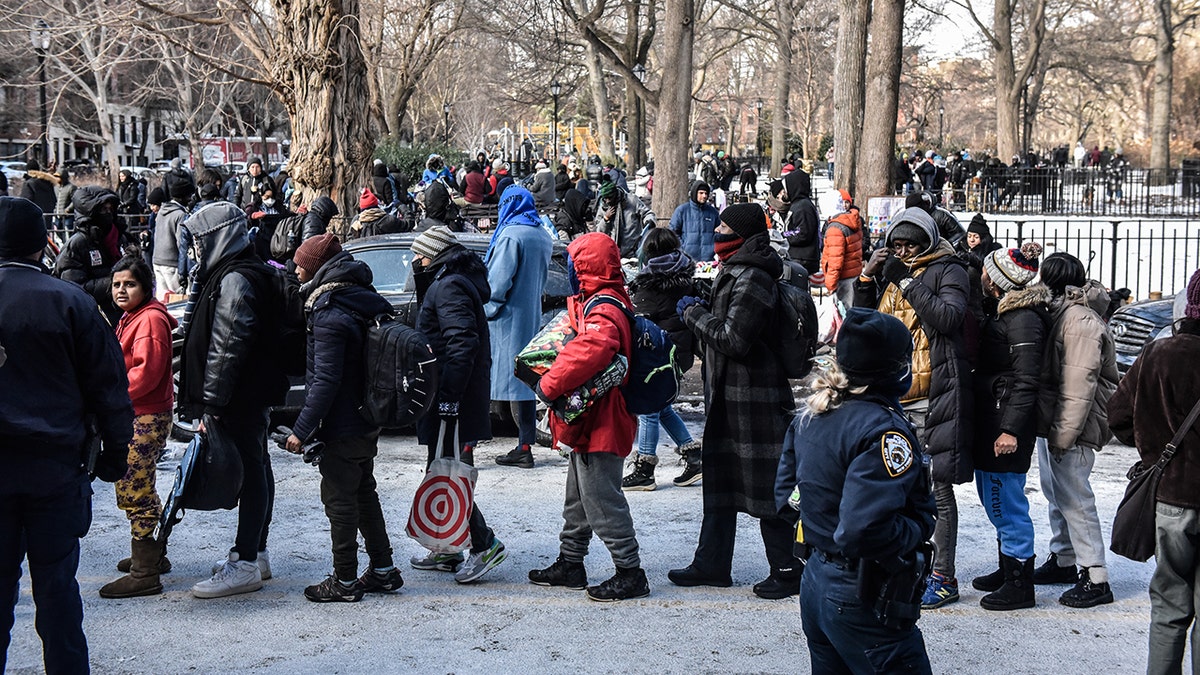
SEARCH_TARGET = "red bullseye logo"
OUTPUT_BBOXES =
[407,474,473,550]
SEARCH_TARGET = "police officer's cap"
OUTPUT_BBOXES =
[0,197,47,259]
[836,308,913,386]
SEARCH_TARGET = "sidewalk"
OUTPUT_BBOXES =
[6,431,1156,673]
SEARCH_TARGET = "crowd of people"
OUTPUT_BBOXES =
[2,145,1200,674]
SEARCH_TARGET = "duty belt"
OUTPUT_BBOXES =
[816,549,859,571]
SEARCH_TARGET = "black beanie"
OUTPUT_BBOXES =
[888,222,931,248]
[967,213,990,237]
[836,308,913,385]
[904,191,935,213]
[147,187,166,206]
[0,197,48,258]
[164,168,196,202]
[720,203,769,239]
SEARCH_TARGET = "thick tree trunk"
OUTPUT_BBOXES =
[994,0,1019,160]
[585,42,617,161]
[653,0,694,218]
[856,0,903,200]
[832,0,868,193]
[1149,0,1174,178]
[771,0,794,176]
[275,0,374,234]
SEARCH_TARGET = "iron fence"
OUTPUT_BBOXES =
[941,167,1200,218]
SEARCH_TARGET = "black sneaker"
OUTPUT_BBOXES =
[1059,569,1114,608]
[529,556,588,590]
[753,573,802,600]
[586,567,650,602]
[304,575,364,603]
[1032,553,1078,585]
[357,567,404,593]
[667,564,732,588]
[495,444,534,469]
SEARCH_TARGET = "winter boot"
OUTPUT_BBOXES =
[1059,567,1114,608]
[667,564,733,588]
[528,556,588,590]
[586,566,650,602]
[971,541,1005,593]
[117,542,171,574]
[100,538,164,599]
[753,566,803,600]
[673,441,703,487]
[622,454,658,491]
[1032,552,1079,585]
[980,553,1036,611]
[495,444,534,469]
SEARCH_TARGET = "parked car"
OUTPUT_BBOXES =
[1,162,27,182]
[149,160,174,174]
[1110,294,1176,376]
[120,165,157,180]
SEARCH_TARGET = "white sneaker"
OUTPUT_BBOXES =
[212,549,272,580]
[193,560,263,599]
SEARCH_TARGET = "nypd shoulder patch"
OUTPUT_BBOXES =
[881,431,914,478]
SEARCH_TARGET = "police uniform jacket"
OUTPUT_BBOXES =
[776,393,936,562]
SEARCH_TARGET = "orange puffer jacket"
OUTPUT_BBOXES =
[820,208,864,291]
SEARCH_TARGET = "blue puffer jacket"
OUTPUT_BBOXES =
[669,181,720,262]
[291,251,393,442]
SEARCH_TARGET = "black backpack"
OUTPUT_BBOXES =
[775,274,820,379]
[269,213,305,261]
[357,314,439,428]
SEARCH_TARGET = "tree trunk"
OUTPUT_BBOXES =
[993,0,1019,161]
[274,0,374,233]
[653,0,694,218]
[832,0,868,193]
[771,0,795,176]
[585,42,617,161]
[856,0,904,200]
[1148,0,1174,178]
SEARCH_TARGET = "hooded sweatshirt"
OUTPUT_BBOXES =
[115,298,179,415]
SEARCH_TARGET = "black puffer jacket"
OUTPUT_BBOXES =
[972,284,1050,474]
[53,186,130,325]
[781,172,819,272]
[414,245,493,446]
[291,251,393,442]
[630,251,697,372]
[301,196,338,241]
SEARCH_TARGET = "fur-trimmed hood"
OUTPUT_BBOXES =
[998,283,1051,315]
[26,170,59,185]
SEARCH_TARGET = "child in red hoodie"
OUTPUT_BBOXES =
[100,255,178,599]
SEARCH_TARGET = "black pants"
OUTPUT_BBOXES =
[0,475,92,675]
[692,508,796,578]
[320,432,394,581]
[426,429,494,554]
[213,409,272,562]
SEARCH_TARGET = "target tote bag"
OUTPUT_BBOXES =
[406,420,477,554]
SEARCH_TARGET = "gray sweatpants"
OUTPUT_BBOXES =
[559,452,641,569]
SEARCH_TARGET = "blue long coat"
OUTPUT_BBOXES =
[485,222,553,401]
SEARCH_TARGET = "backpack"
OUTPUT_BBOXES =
[585,295,680,415]
[269,213,305,261]
[157,418,244,546]
[775,275,820,379]
[357,314,439,428]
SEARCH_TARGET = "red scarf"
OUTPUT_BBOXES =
[714,235,744,263]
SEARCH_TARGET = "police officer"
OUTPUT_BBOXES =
[776,307,936,674]
[0,196,133,673]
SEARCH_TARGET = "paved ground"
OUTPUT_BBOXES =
[3,404,1166,674]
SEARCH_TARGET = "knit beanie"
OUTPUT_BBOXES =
[164,168,196,202]
[359,187,379,211]
[984,242,1044,292]
[597,178,617,200]
[0,197,48,258]
[967,213,990,237]
[887,223,931,249]
[1186,268,1200,319]
[836,308,913,386]
[410,225,458,260]
[838,189,853,204]
[293,232,341,274]
[147,187,166,207]
[720,203,769,239]
[904,191,935,213]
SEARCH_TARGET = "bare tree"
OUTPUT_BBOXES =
[832,0,868,192]
[855,0,905,198]
[654,0,695,217]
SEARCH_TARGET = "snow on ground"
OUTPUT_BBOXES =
[3,415,1165,674]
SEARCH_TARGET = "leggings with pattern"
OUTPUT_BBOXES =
[116,412,170,539]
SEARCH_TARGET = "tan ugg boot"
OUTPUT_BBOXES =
[100,538,164,599]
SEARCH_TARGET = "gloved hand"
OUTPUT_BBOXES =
[437,401,459,419]
[881,256,911,287]
[91,441,129,483]
[534,381,553,405]
[250,211,266,220]
[676,295,707,318]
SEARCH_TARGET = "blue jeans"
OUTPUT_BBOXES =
[975,471,1035,559]
[800,553,933,674]
[636,406,693,456]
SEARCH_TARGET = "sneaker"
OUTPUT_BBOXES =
[1032,552,1078,585]
[358,567,404,593]
[212,549,271,580]
[454,539,507,584]
[192,560,263,599]
[303,575,364,603]
[621,454,657,491]
[921,571,960,609]
[586,566,650,602]
[409,551,465,572]
[495,444,534,469]
[529,556,588,590]
[667,564,732,588]
[753,573,801,600]
[1059,569,1114,608]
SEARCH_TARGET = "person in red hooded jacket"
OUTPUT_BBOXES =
[528,232,649,602]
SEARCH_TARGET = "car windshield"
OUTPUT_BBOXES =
[352,247,415,293]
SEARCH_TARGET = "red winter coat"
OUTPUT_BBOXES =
[464,171,491,204]
[539,233,636,456]
[115,298,178,416]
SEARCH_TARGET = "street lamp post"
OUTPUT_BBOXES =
[631,65,645,167]
[550,80,562,162]
[442,102,450,145]
[30,21,50,164]
[755,99,763,172]
[938,104,945,151]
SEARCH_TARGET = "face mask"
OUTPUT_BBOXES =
[713,232,742,243]
[262,198,275,208]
